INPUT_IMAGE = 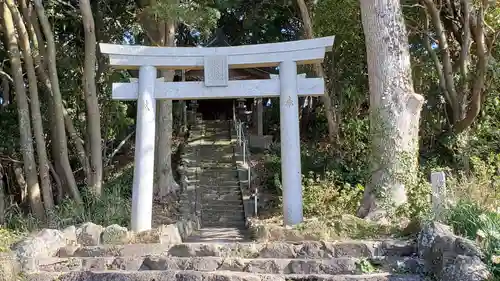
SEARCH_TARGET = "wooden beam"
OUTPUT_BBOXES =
[112,78,325,100]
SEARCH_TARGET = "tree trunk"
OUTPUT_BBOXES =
[296,0,338,142]
[356,0,424,220]
[0,163,5,225]
[21,2,91,189]
[33,0,82,204]
[63,105,91,178]
[2,2,45,219]
[48,162,63,203]
[5,0,54,211]
[20,2,69,193]
[156,19,179,198]
[13,165,27,204]
[80,0,103,196]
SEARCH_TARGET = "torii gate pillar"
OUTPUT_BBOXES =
[279,61,302,224]
[131,66,157,231]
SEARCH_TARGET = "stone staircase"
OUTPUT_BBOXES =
[181,120,249,242]
[25,239,426,280]
[20,119,428,281]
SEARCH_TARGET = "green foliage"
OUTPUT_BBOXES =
[263,144,366,218]
[356,258,376,273]
[443,153,500,279]
[0,228,23,252]
[0,107,20,155]
[4,166,134,232]
[470,92,500,160]
[446,201,500,278]
[397,171,432,219]
[144,0,221,39]
[302,172,364,217]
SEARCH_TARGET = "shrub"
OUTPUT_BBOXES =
[0,227,23,252]
[301,171,364,217]
[262,144,365,218]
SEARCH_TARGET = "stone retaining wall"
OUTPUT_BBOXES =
[176,120,202,235]
[6,221,197,273]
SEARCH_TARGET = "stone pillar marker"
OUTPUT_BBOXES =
[99,36,335,230]
[430,171,447,221]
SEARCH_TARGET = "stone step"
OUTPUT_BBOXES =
[180,199,242,207]
[202,195,242,201]
[202,198,243,204]
[202,204,243,209]
[198,186,241,191]
[201,221,246,228]
[201,205,244,212]
[60,240,416,259]
[200,186,241,192]
[201,191,242,198]
[197,173,238,178]
[27,271,425,281]
[197,150,234,154]
[200,200,243,207]
[185,227,250,243]
[33,256,425,275]
[181,197,243,205]
[200,218,245,225]
[201,160,234,165]
[198,166,236,171]
[202,193,242,201]
[200,208,244,215]
[202,192,242,199]
[197,149,233,153]
[197,180,241,186]
[200,180,240,186]
[200,215,245,225]
[197,160,235,165]
[198,178,239,183]
[200,166,236,171]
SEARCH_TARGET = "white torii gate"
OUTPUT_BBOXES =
[100,36,335,232]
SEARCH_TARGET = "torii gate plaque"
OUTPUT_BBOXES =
[100,36,335,232]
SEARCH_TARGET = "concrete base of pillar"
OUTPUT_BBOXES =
[249,135,274,150]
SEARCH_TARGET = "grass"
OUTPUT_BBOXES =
[446,200,499,280]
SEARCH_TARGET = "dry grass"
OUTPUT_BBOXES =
[249,214,402,242]
[447,174,499,212]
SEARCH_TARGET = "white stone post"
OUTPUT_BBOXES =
[431,171,447,221]
[279,60,303,226]
[257,98,263,136]
[131,65,157,232]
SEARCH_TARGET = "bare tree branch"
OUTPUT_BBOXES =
[453,0,488,133]
[423,0,460,122]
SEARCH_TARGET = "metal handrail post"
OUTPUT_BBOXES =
[237,122,242,145]
[243,139,246,165]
